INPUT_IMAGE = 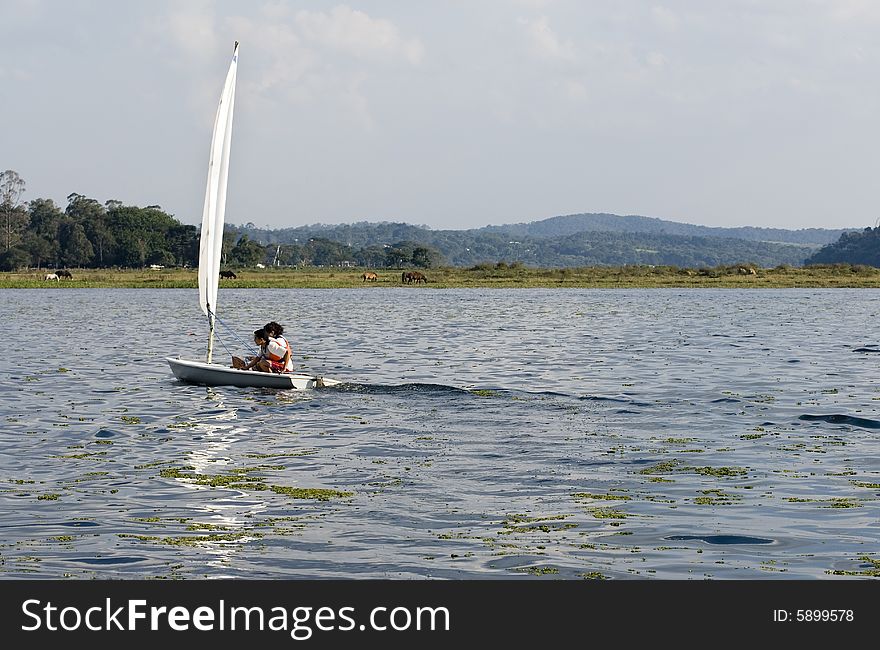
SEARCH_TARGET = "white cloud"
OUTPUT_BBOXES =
[823,0,880,22]
[646,51,667,68]
[519,16,575,61]
[651,5,679,31]
[163,0,221,61]
[294,5,424,65]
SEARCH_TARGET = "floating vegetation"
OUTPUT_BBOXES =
[120,416,141,424]
[119,532,255,547]
[159,467,353,501]
[515,566,559,576]
[693,489,742,506]
[851,481,880,489]
[470,389,498,398]
[267,486,353,501]
[571,492,631,502]
[692,466,747,478]
[638,460,746,479]
[586,508,629,519]
[57,367,70,373]
[740,433,766,440]
[244,451,317,459]
[784,497,862,508]
[37,494,60,501]
[134,460,175,469]
[579,572,608,580]
[638,460,682,475]
[499,513,577,535]
[186,523,231,532]
[827,556,880,577]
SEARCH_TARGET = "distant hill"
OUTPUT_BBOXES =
[806,227,880,266]
[481,213,851,246]
[236,216,818,268]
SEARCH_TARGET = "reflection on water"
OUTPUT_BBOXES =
[1,288,879,579]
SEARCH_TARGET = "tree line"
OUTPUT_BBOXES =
[804,227,880,267]
[0,171,444,271]
[2,169,873,271]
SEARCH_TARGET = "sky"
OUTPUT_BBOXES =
[1,0,878,231]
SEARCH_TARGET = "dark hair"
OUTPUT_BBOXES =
[264,321,284,337]
[253,328,268,342]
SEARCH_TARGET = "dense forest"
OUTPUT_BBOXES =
[0,169,868,271]
[805,227,880,266]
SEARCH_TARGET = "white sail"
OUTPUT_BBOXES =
[168,41,338,389]
[198,42,238,361]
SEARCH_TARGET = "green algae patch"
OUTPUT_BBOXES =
[692,466,748,478]
[515,566,559,576]
[828,555,880,577]
[186,523,231,531]
[37,493,61,501]
[119,532,256,547]
[638,460,682,475]
[499,514,577,535]
[579,572,608,580]
[470,389,498,398]
[586,508,629,519]
[571,492,631,501]
[268,485,353,501]
[160,467,353,501]
[638,459,747,479]
[693,489,742,506]
[499,523,578,535]
[159,468,264,490]
[851,481,880,489]
[121,416,141,425]
[785,497,862,508]
[244,451,317,459]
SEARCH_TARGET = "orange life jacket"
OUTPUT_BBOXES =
[265,337,287,362]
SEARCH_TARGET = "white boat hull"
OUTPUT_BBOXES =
[167,357,339,390]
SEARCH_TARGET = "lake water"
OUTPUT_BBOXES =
[1,288,879,579]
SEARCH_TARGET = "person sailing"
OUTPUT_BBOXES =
[231,329,276,373]
[230,322,293,374]
[263,321,294,373]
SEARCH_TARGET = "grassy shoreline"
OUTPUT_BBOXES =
[4,264,880,289]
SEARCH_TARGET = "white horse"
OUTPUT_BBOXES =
[44,273,59,281]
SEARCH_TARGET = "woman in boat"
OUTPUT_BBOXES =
[264,321,294,373]
[232,329,277,373]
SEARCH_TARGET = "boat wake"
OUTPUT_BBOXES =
[798,414,880,429]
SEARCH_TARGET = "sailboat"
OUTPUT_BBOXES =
[167,42,339,390]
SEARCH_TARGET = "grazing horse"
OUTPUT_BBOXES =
[55,269,72,279]
[401,271,413,284]
[410,271,427,284]
[219,270,237,279]
[44,273,59,281]
[362,271,378,282]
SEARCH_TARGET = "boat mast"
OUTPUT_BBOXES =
[207,303,216,363]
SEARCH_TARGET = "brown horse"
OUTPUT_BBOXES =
[362,271,378,282]
[410,271,427,284]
